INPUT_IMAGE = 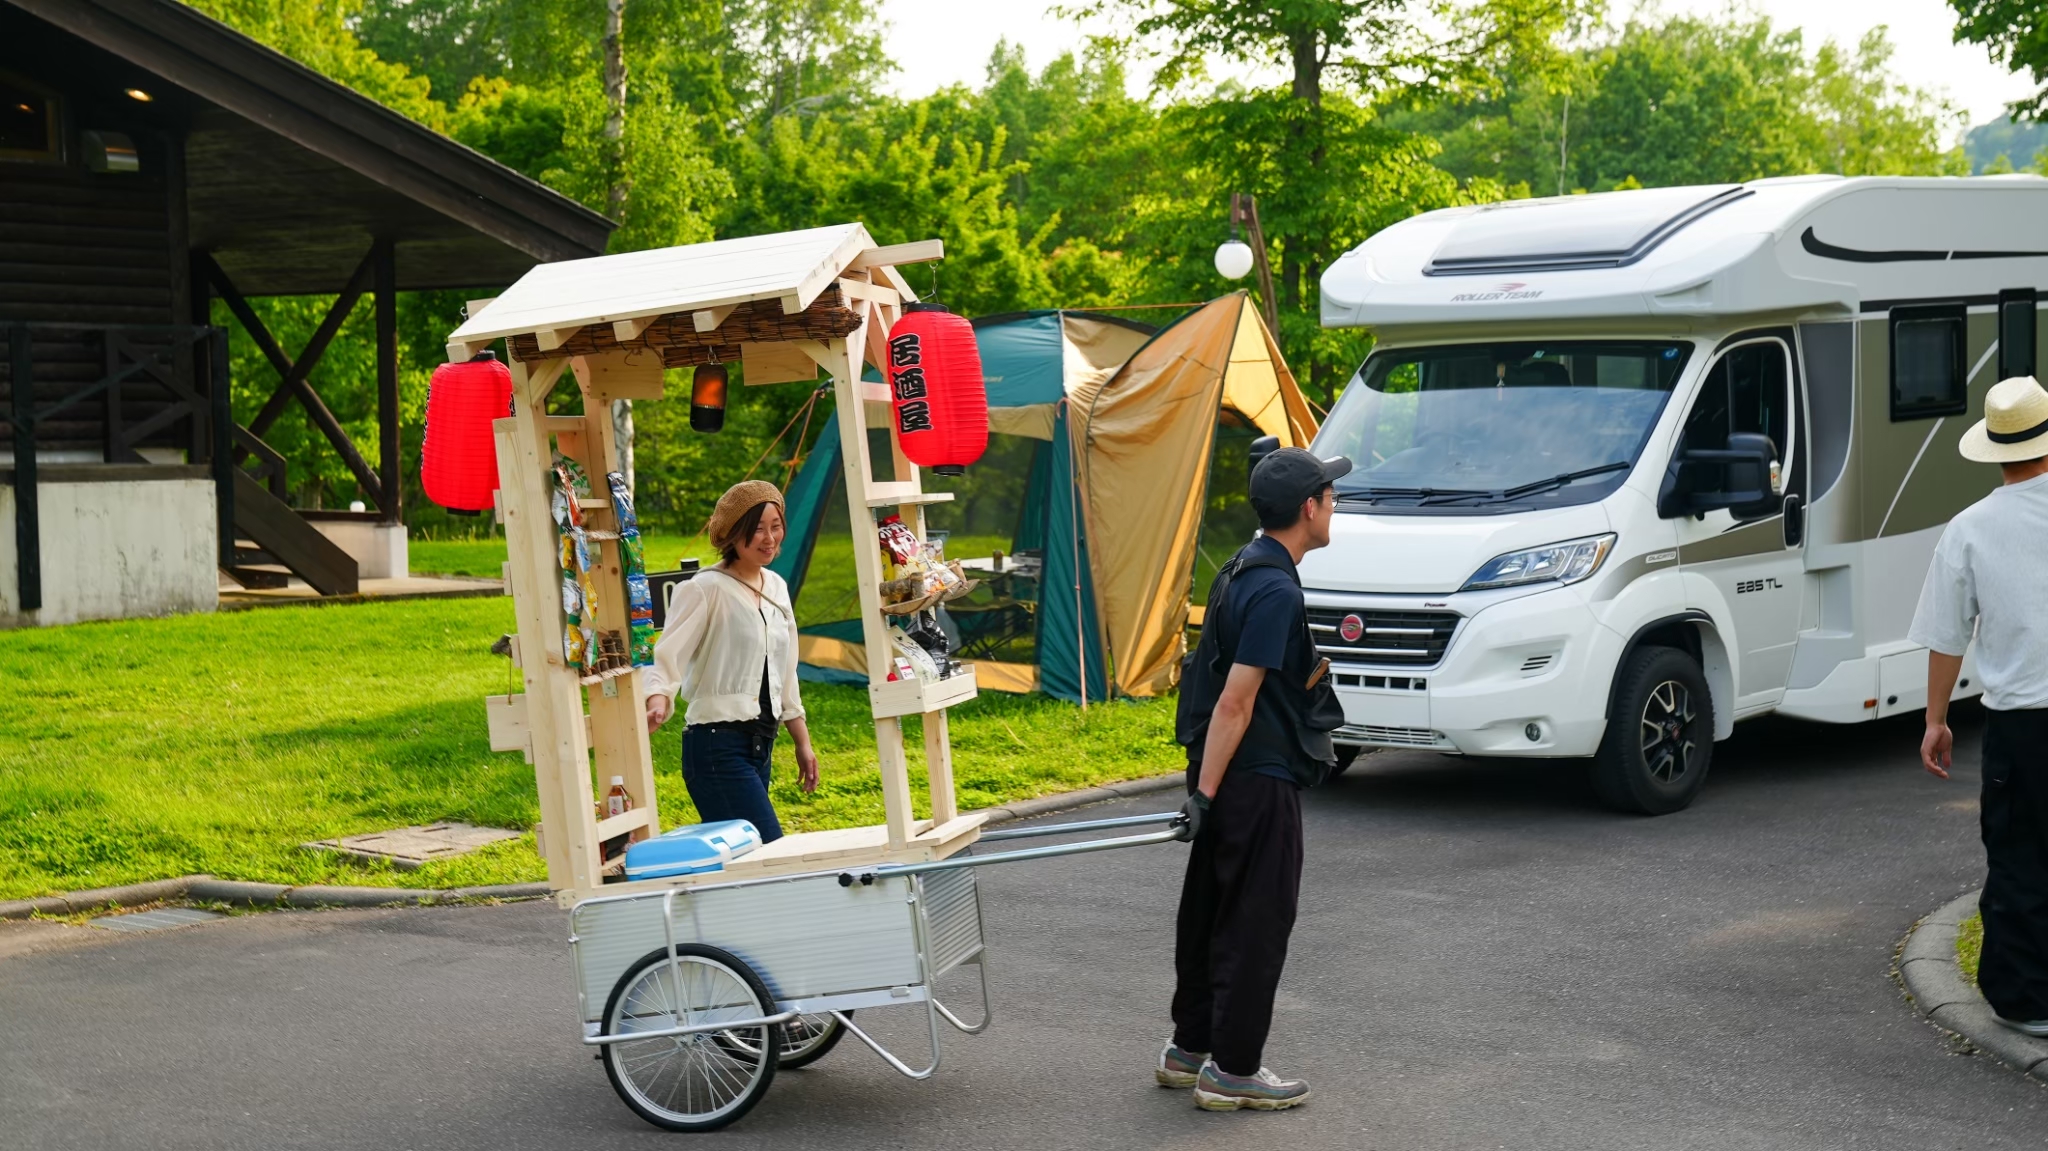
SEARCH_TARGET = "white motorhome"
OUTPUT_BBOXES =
[1307,176,2040,813]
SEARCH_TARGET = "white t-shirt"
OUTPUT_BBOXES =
[1907,472,2048,712]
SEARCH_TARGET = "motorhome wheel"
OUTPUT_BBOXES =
[1592,646,1713,815]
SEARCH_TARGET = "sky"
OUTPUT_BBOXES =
[877,0,2038,133]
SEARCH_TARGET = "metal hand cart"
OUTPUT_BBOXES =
[569,810,1185,1132]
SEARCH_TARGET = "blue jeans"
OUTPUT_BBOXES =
[681,725,785,843]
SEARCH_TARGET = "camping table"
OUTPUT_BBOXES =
[571,809,1186,1131]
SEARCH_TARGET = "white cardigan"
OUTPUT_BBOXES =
[643,568,805,727]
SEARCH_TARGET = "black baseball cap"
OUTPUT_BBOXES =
[1250,447,1352,520]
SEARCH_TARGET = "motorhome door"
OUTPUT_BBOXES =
[1672,336,1807,709]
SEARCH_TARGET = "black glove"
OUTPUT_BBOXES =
[1175,791,1211,841]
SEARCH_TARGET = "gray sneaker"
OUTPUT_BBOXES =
[1193,1060,1310,1111]
[1156,1041,1209,1087]
[1994,1015,2048,1037]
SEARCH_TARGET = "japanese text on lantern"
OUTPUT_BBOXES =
[889,333,933,433]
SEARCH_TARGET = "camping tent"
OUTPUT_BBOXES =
[773,291,1318,702]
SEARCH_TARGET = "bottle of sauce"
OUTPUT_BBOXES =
[604,776,632,818]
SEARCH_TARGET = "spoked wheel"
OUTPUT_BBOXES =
[717,1010,850,1069]
[599,944,779,1132]
[1640,679,1697,785]
[1591,646,1713,815]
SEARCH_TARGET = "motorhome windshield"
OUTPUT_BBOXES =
[1314,341,1693,513]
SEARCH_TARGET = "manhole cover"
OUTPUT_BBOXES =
[306,822,522,870]
[92,907,225,932]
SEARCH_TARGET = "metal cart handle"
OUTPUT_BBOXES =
[839,810,1187,886]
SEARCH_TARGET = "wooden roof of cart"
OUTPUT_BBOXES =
[446,224,935,366]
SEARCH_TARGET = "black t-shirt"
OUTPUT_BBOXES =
[1194,535,1315,785]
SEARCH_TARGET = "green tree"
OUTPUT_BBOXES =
[1952,0,2048,118]
[1407,15,1965,192]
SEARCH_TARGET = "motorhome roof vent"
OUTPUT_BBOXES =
[1422,184,1752,277]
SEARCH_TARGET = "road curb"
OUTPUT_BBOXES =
[1897,889,2048,1083]
[0,874,554,921]
[0,771,1184,922]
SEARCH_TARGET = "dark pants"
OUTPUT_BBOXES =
[1981,707,2048,1021]
[682,724,784,843]
[1171,762,1303,1076]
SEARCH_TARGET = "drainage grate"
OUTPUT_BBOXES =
[91,907,226,933]
[306,822,521,870]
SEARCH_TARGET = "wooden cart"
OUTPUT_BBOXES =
[446,225,1188,1131]
[452,224,989,903]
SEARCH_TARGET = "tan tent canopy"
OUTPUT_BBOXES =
[1072,293,1318,698]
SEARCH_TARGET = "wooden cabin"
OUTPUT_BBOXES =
[0,0,611,625]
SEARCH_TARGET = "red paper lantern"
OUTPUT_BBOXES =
[886,304,988,476]
[422,352,514,513]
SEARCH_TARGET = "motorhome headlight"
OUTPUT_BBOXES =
[1462,534,1616,591]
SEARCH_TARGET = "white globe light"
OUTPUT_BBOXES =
[1213,239,1255,280]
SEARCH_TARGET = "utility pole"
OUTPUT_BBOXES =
[1230,193,1281,339]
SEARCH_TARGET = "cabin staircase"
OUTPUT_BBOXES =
[221,469,359,595]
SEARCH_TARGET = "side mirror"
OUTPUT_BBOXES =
[1248,435,1280,483]
[1658,431,1780,520]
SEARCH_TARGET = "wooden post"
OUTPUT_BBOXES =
[817,314,921,849]
[495,357,603,891]
[10,324,39,614]
[374,238,401,525]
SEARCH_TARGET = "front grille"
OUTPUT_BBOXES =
[1307,609,1458,666]
[1336,723,1447,748]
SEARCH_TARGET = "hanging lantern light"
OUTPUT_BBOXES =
[1214,239,1254,280]
[886,304,988,476]
[421,350,513,514]
[690,363,727,433]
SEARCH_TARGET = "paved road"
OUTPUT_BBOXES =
[4,706,2042,1149]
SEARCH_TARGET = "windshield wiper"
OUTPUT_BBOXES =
[1337,485,1490,505]
[1416,461,1633,506]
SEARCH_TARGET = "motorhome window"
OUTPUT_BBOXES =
[1680,342,1791,489]
[1315,341,1691,513]
[1999,289,2036,381]
[1889,304,1968,420]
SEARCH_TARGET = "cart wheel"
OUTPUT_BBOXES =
[717,1010,850,1069]
[599,945,779,1132]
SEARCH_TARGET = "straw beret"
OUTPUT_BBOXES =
[706,480,785,547]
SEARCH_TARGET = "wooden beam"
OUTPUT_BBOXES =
[573,350,666,402]
[208,251,386,508]
[611,317,651,342]
[850,239,944,271]
[691,304,737,333]
[374,237,401,526]
[535,326,581,353]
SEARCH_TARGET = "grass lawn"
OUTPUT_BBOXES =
[0,594,1180,901]
[1958,911,1984,984]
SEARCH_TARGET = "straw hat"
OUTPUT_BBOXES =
[1960,376,2048,463]
[706,480,785,548]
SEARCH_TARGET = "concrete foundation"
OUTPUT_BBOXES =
[0,465,219,628]
[310,519,408,579]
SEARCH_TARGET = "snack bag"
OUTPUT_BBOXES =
[607,471,657,667]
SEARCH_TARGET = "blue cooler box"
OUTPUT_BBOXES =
[622,819,762,881]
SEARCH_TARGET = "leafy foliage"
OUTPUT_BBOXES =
[184,0,1971,516]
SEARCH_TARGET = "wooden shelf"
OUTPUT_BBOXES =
[868,666,978,719]
[558,811,988,900]
[864,485,954,509]
[594,807,655,842]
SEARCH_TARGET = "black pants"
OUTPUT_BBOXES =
[1981,708,2048,1021]
[1171,763,1303,1076]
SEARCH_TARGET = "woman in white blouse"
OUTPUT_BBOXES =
[644,480,819,841]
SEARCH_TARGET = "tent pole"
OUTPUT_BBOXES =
[1067,399,1088,711]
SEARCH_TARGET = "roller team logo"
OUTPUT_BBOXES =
[1339,613,1365,642]
[1450,281,1544,303]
